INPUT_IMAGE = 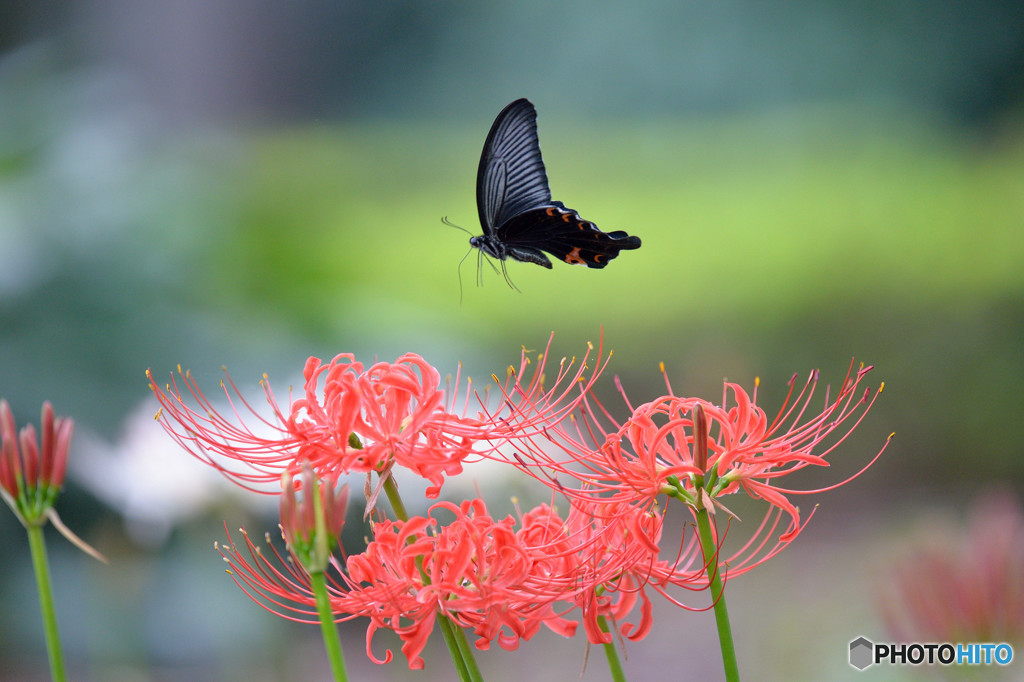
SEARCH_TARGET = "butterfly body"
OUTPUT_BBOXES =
[470,98,640,273]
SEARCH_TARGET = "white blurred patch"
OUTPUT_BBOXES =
[71,398,276,548]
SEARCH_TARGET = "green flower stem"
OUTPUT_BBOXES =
[379,472,482,682]
[597,614,627,682]
[451,623,484,682]
[437,613,474,682]
[694,506,740,682]
[381,471,409,522]
[309,570,349,682]
[27,524,66,682]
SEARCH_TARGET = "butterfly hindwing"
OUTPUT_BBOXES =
[477,99,551,233]
[496,203,642,269]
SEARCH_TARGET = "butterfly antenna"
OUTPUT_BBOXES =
[442,216,473,236]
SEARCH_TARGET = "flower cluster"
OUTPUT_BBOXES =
[220,495,668,669]
[153,340,888,670]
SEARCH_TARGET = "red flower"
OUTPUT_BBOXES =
[149,335,610,499]
[0,400,73,524]
[497,360,891,585]
[286,354,495,495]
[148,353,492,497]
[878,492,1024,645]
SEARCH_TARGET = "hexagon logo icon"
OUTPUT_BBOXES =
[849,636,874,670]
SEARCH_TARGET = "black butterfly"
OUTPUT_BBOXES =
[467,98,641,282]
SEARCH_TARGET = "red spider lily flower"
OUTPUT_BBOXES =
[286,353,490,495]
[148,353,489,497]
[149,335,608,498]
[878,492,1024,645]
[496,360,891,585]
[1,400,73,525]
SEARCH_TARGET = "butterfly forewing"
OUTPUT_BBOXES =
[477,99,551,232]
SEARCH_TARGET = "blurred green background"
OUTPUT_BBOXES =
[1,1,1022,680]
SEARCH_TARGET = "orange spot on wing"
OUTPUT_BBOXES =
[564,247,585,265]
